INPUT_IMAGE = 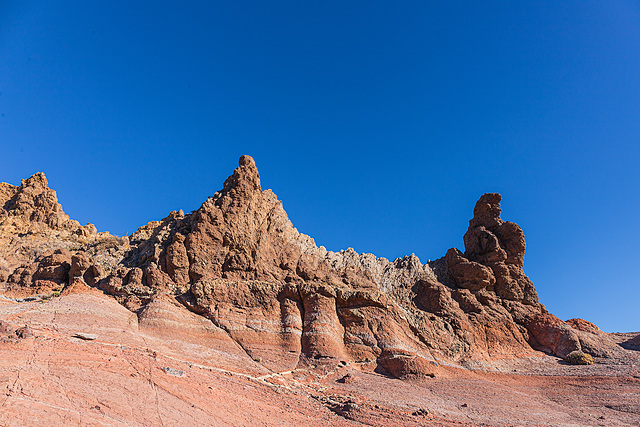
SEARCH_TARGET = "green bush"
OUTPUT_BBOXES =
[566,350,594,365]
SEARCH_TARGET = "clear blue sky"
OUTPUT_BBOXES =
[1,1,639,332]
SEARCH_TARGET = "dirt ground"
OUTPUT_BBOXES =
[1,291,638,427]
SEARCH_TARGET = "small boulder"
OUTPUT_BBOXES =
[74,332,98,340]
[336,373,355,384]
[15,325,34,339]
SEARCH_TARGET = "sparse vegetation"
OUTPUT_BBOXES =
[566,350,594,365]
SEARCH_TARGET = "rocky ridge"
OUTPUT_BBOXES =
[0,156,622,377]
[0,172,128,298]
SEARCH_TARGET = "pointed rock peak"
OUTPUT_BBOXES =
[221,155,262,197]
[0,171,76,230]
[20,172,50,191]
[470,192,503,229]
[238,154,256,168]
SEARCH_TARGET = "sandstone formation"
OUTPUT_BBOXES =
[0,156,622,377]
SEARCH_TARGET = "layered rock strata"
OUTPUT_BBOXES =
[0,156,618,376]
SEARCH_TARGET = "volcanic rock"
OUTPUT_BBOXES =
[445,248,495,291]
[0,172,96,234]
[525,313,582,358]
[566,318,604,335]
[74,332,98,340]
[461,193,537,304]
[625,334,640,347]
[0,156,620,377]
[14,325,33,339]
[0,172,124,299]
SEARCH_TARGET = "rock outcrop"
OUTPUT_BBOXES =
[0,173,128,298]
[0,156,619,377]
[0,172,96,235]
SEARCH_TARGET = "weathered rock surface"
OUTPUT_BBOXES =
[1,289,638,427]
[0,157,624,378]
[0,172,126,300]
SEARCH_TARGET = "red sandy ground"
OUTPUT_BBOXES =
[1,290,639,426]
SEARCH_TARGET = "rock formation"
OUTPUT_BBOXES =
[0,172,130,298]
[0,156,620,377]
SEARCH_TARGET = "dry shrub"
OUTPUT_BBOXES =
[566,350,594,365]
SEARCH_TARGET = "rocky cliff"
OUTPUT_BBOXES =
[0,156,619,377]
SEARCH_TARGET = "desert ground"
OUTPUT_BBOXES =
[1,289,638,426]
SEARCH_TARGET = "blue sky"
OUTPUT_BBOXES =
[1,1,639,332]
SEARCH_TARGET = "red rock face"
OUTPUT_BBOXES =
[462,193,537,304]
[566,318,604,335]
[0,156,622,378]
[0,172,96,234]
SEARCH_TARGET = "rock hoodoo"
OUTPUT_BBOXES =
[0,156,619,376]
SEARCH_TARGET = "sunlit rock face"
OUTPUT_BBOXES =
[0,156,619,376]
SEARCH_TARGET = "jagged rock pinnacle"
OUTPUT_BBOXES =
[221,155,261,197]
[469,192,503,230]
[238,154,256,167]
[0,171,97,236]
[20,172,50,191]
[2,172,67,228]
